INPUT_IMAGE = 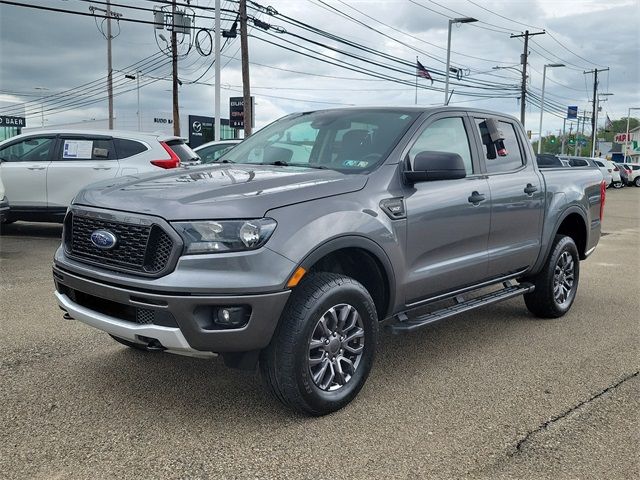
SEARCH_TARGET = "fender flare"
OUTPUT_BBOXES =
[536,205,589,271]
[298,235,397,318]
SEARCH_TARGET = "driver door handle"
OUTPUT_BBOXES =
[92,167,112,170]
[27,166,46,170]
[524,183,538,195]
[468,191,486,205]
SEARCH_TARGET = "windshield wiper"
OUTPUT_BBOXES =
[307,163,329,170]
[265,160,290,166]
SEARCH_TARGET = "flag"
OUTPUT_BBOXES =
[416,60,434,85]
[605,115,613,132]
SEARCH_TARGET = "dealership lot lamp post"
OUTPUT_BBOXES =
[34,87,49,127]
[445,17,477,106]
[125,72,141,131]
[537,63,565,154]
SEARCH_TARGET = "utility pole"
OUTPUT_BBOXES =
[171,0,180,136]
[89,1,122,130]
[584,67,609,157]
[510,30,545,126]
[239,0,252,136]
[214,0,221,141]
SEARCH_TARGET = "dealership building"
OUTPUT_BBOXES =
[19,110,238,148]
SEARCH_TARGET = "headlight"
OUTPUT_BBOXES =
[172,218,277,254]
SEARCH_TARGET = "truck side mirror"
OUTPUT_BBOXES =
[404,151,467,184]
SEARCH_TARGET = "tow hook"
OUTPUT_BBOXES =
[144,339,166,352]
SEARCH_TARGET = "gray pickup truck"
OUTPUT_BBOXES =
[53,107,605,415]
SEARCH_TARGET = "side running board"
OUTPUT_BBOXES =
[387,281,534,334]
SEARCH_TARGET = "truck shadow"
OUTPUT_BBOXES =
[77,298,538,423]
[0,221,63,238]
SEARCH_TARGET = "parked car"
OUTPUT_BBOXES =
[593,159,622,188]
[559,155,612,186]
[0,130,200,223]
[535,153,564,168]
[194,139,241,163]
[53,107,604,415]
[615,163,633,186]
[0,170,8,223]
[623,163,640,186]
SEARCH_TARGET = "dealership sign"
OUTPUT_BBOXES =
[614,132,632,143]
[0,115,26,127]
[229,96,254,129]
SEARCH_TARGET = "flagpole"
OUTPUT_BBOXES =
[415,56,418,105]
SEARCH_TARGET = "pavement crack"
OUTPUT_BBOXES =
[512,370,639,455]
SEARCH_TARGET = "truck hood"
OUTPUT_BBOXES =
[74,164,368,220]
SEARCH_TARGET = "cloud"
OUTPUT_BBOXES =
[0,0,638,138]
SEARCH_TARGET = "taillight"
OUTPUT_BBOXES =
[600,180,606,220]
[613,166,619,171]
[151,142,181,169]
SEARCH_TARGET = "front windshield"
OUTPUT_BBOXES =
[221,109,420,173]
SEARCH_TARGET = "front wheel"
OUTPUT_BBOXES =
[260,272,378,416]
[613,181,623,189]
[635,177,640,187]
[524,235,580,318]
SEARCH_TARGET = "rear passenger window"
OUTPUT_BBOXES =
[475,119,524,173]
[114,138,148,159]
[568,158,589,167]
[59,138,115,160]
[409,117,473,174]
[594,160,605,167]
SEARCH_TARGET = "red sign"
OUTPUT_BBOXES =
[614,133,631,143]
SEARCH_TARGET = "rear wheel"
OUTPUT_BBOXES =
[524,235,580,318]
[613,181,623,189]
[635,177,640,187]
[260,272,378,416]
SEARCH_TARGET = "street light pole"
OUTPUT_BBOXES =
[34,87,49,127]
[444,17,477,106]
[537,63,565,154]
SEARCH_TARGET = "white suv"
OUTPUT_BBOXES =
[593,159,622,188]
[0,130,199,223]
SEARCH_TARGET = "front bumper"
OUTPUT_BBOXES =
[53,265,291,355]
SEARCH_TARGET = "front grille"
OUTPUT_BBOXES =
[66,212,175,275]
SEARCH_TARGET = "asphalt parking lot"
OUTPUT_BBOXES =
[1,188,638,480]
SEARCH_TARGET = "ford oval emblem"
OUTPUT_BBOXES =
[90,230,118,250]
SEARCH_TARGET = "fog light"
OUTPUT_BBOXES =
[214,306,251,328]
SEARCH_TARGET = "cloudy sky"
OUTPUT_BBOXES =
[0,0,638,138]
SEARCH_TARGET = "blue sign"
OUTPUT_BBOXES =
[567,106,578,119]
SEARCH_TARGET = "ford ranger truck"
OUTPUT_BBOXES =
[53,107,605,415]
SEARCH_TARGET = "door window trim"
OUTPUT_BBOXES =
[0,135,57,163]
[470,116,529,176]
[400,111,483,178]
[53,135,117,161]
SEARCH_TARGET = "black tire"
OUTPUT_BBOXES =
[109,334,150,351]
[524,235,580,318]
[635,176,640,187]
[612,181,623,189]
[260,272,378,416]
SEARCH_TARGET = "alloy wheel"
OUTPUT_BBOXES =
[553,251,575,307]
[307,304,365,391]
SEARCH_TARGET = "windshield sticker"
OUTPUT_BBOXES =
[343,160,370,168]
[63,140,93,159]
